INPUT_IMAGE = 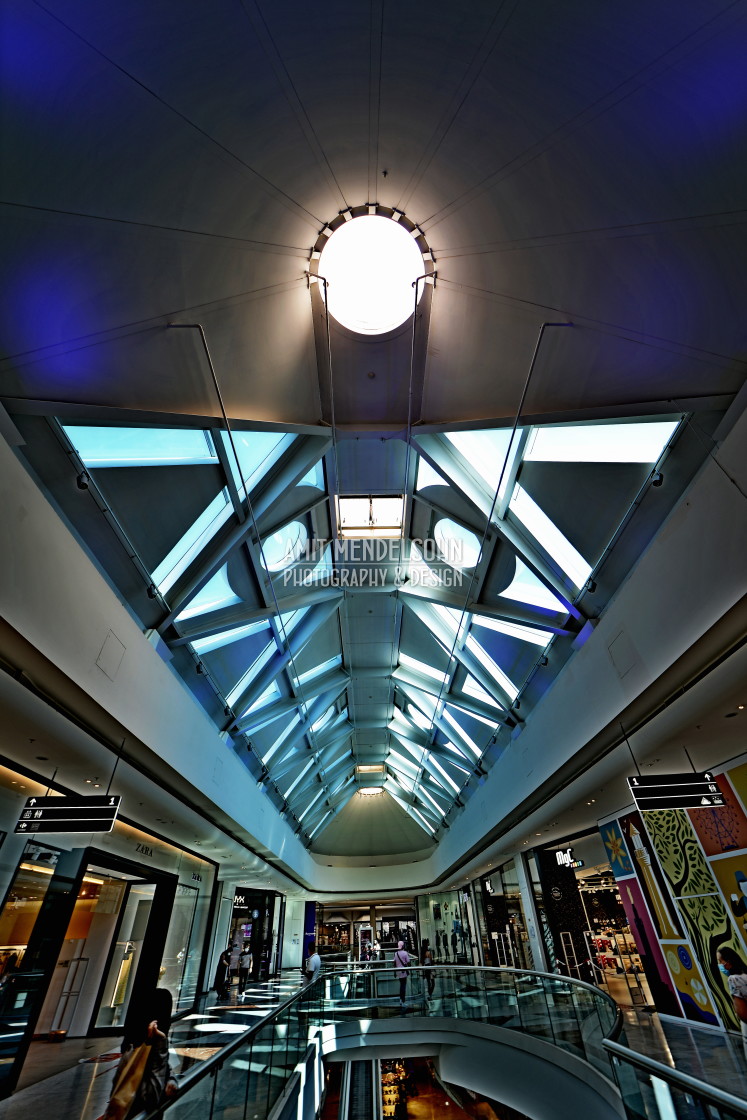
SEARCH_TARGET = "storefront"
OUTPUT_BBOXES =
[529,831,651,1006]
[227,887,284,981]
[417,889,480,964]
[316,900,417,959]
[474,860,535,970]
[0,762,215,1097]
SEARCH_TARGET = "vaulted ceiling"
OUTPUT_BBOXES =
[2,0,745,859]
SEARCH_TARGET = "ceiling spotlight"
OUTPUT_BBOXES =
[651,471,664,487]
[585,578,597,593]
[146,584,159,599]
[76,471,90,490]
[195,662,206,675]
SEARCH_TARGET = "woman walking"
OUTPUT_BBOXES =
[394,940,410,1008]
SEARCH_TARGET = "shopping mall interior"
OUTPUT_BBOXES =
[1,1,747,1118]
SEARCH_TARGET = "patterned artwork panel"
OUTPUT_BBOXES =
[617,876,681,1017]
[641,808,715,898]
[619,812,682,937]
[688,776,747,855]
[661,942,720,1027]
[726,763,747,821]
[677,893,744,1029]
[600,819,634,878]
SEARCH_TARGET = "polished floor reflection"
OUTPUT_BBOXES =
[622,1007,747,1099]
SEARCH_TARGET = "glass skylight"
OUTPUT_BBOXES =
[508,484,592,589]
[261,521,308,571]
[175,565,241,622]
[308,811,332,840]
[283,758,314,799]
[445,428,518,495]
[152,491,233,594]
[416,456,445,491]
[292,655,342,687]
[220,431,293,497]
[317,215,425,335]
[471,614,552,648]
[440,708,480,757]
[262,713,302,765]
[298,460,325,488]
[228,640,276,710]
[298,788,326,822]
[399,652,450,686]
[465,635,520,702]
[244,680,281,712]
[338,496,404,539]
[434,518,482,569]
[429,756,461,794]
[499,556,566,613]
[191,619,270,655]
[462,675,502,708]
[523,420,679,463]
[62,425,218,467]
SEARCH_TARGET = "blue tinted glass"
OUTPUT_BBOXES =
[62,425,216,467]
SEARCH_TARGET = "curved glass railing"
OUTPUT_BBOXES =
[129,966,747,1120]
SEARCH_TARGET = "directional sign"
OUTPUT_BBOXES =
[627,772,724,811]
[14,794,121,834]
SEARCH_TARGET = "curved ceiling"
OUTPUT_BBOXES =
[2,0,745,861]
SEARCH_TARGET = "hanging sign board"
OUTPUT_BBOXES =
[627,772,724,811]
[15,794,121,834]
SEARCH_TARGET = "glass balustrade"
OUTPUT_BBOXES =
[130,966,747,1120]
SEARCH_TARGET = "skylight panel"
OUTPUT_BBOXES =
[220,431,294,496]
[283,758,314,799]
[191,619,270,655]
[440,708,480,757]
[416,456,445,491]
[152,490,233,594]
[308,811,332,840]
[399,652,450,686]
[262,713,301,765]
[338,495,404,539]
[435,519,482,569]
[298,788,325,823]
[292,655,342,686]
[62,425,218,467]
[508,484,592,589]
[471,615,552,648]
[245,680,281,713]
[408,707,431,731]
[418,784,448,817]
[276,607,309,638]
[261,521,308,571]
[175,565,241,622]
[311,706,336,733]
[523,420,679,463]
[445,428,518,495]
[429,756,460,793]
[465,635,520,702]
[499,557,566,612]
[228,640,276,710]
[410,807,437,835]
[299,461,325,488]
[462,675,502,708]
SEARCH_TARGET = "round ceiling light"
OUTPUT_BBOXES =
[434,518,482,569]
[317,215,426,335]
[261,520,308,571]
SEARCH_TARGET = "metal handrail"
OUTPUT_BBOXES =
[131,965,620,1119]
[132,974,323,1120]
[603,1038,747,1117]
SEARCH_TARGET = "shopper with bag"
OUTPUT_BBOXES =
[101,988,177,1120]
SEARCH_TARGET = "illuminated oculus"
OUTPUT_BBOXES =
[318,216,425,335]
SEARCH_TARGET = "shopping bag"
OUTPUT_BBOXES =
[102,1042,151,1120]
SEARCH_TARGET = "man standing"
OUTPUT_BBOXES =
[305,940,321,983]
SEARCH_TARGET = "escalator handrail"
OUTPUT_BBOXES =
[603,1037,747,1116]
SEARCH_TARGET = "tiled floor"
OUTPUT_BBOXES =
[0,974,305,1120]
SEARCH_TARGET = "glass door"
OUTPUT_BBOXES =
[95,879,156,1028]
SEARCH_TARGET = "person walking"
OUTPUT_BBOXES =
[213,948,231,1000]
[305,940,321,983]
[102,988,177,1120]
[238,944,253,993]
[394,940,410,1008]
[420,938,435,998]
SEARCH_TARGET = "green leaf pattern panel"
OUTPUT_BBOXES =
[643,809,714,898]
[677,894,743,1029]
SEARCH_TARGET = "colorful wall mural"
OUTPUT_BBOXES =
[600,752,747,1030]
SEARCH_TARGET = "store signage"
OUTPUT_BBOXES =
[192,872,202,882]
[627,772,724,811]
[135,842,153,857]
[556,847,584,869]
[14,794,121,835]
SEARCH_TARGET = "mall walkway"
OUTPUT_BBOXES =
[0,975,304,1120]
